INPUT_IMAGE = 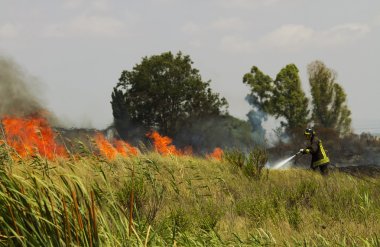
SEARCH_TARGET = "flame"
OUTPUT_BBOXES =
[146,131,182,156]
[114,140,128,157]
[95,133,138,160]
[182,146,193,156]
[114,139,138,157]
[94,133,118,160]
[1,115,67,159]
[207,147,223,161]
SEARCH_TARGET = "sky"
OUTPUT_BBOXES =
[0,0,379,133]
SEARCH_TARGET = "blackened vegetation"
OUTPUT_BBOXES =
[173,115,255,153]
[338,165,380,178]
[269,127,380,169]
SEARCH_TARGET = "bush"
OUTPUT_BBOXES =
[224,147,268,180]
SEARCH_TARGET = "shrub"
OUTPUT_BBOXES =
[224,147,268,180]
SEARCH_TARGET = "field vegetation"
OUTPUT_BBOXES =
[1,143,379,247]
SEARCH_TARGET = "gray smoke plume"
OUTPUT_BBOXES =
[173,115,255,153]
[0,56,48,118]
[245,95,267,146]
[247,109,267,145]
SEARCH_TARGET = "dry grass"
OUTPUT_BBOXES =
[0,143,380,246]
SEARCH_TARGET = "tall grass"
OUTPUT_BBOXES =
[0,143,380,246]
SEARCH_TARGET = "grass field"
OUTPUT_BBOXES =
[0,144,380,246]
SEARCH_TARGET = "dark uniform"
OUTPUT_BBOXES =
[301,129,330,175]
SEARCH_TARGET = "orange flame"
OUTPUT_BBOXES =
[94,133,118,160]
[114,140,128,157]
[1,115,67,159]
[146,131,182,156]
[114,139,138,157]
[207,147,223,161]
[95,133,138,160]
[182,146,193,156]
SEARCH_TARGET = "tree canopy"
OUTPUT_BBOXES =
[111,51,228,138]
[243,61,351,137]
[243,64,309,133]
[272,64,310,129]
[308,60,351,134]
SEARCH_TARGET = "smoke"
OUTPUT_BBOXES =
[245,95,267,146]
[0,56,56,122]
[113,117,148,145]
[247,110,267,145]
[173,115,255,153]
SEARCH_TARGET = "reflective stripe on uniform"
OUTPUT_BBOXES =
[312,157,330,166]
[312,141,330,166]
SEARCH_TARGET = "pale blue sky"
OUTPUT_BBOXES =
[1,0,379,133]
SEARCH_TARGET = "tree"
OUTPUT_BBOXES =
[242,67,272,143]
[308,60,351,134]
[111,51,228,138]
[243,64,309,134]
[272,64,310,130]
[242,66,273,112]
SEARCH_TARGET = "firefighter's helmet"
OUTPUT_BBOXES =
[304,128,315,139]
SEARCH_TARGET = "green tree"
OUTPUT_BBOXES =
[272,64,310,130]
[308,60,351,134]
[242,67,272,143]
[242,66,273,112]
[243,64,309,133]
[111,51,228,138]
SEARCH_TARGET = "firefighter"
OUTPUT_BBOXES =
[299,128,330,175]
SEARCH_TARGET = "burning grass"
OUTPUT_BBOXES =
[1,115,67,159]
[94,133,138,159]
[0,115,220,161]
[146,131,183,156]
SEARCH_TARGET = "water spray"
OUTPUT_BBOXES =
[270,150,303,170]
